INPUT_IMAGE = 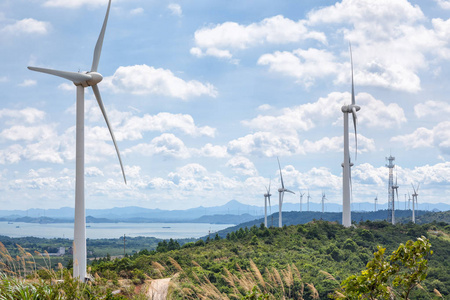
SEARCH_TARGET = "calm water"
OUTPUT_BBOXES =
[0,222,233,239]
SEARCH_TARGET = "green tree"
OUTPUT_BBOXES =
[334,236,433,299]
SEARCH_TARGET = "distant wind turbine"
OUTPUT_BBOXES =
[321,192,327,213]
[299,191,305,212]
[374,194,378,212]
[307,190,311,212]
[277,157,295,227]
[391,172,399,224]
[264,181,272,228]
[28,0,126,282]
[341,43,360,228]
[411,183,420,223]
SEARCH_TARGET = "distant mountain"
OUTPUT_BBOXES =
[1,200,449,222]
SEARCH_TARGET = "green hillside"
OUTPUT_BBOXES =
[89,220,450,299]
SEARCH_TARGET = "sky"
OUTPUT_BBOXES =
[1,0,450,211]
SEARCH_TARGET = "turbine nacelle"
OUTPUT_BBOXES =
[85,72,103,86]
[341,104,360,113]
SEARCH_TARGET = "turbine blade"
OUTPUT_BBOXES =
[268,195,271,214]
[411,183,416,194]
[277,157,285,189]
[91,0,112,72]
[416,183,420,193]
[285,189,295,194]
[91,85,127,184]
[268,179,271,193]
[28,66,91,84]
[351,106,358,161]
[281,191,285,205]
[395,188,399,202]
[350,42,356,105]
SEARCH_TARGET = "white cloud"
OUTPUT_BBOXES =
[2,18,50,35]
[303,133,376,154]
[168,4,182,17]
[0,77,8,83]
[118,112,216,140]
[243,92,406,134]
[305,0,450,93]
[194,143,229,158]
[192,15,326,59]
[18,79,37,87]
[0,125,56,142]
[227,131,304,157]
[258,48,339,87]
[391,122,450,155]
[226,156,258,176]
[130,8,144,15]
[43,0,108,8]
[0,108,46,124]
[435,0,450,9]
[125,133,190,159]
[85,167,104,177]
[104,65,218,100]
[414,100,450,119]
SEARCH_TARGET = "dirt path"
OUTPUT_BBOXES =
[147,278,171,300]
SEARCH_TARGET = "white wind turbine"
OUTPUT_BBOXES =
[307,190,311,212]
[374,194,378,212]
[28,0,126,282]
[277,157,295,227]
[299,191,305,212]
[341,43,360,228]
[264,181,272,228]
[321,192,327,213]
[411,183,420,223]
[391,172,399,225]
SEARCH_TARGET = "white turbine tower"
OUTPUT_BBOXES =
[28,0,126,282]
[411,183,420,223]
[299,191,305,212]
[277,157,295,227]
[321,192,327,213]
[341,43,360,228]
[307,190,311,212]
[391,172,399,224]
[264,181,272,228]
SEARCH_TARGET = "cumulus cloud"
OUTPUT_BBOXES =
[435,0,450,9]
[414,100,450,119]
[194,143,229,158]
[258,48,340,87]
[226,156,258,176]
[391,122,450,155]
[303,133,375,155]
[118,112,216,140]
[104,65,217,100]
[306,0,450,93]
[2,18,50,35]
[243,92,405,135]
[125,133,190,159]
[18,79,37,87]
[168,4,182,16]
[85,167,104,177]
[0,108,45,124]
[191,15,326,59]
[0,125,56,142]
[227,131,304,157]
[43,0,107,8]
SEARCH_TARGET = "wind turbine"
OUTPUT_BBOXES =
[307,190,311,212]
[341,43,360,228]
[264,181,272,228]
[321,192,327,213]
[374,194,378,212]
[391,172,399,225]
[28,0,126,282]
[277,157,295,227]
[411,183,420,223]
[299,191,305,212]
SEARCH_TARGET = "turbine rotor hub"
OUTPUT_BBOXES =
[341,104,360,113]
[278,188,283,192]
[86,72,103,86]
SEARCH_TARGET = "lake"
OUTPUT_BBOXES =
[0,222,234,239]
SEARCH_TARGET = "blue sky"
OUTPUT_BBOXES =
[1,0,450,210]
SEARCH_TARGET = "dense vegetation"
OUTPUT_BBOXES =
[90,220,450,298]
[1,220,449,299]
